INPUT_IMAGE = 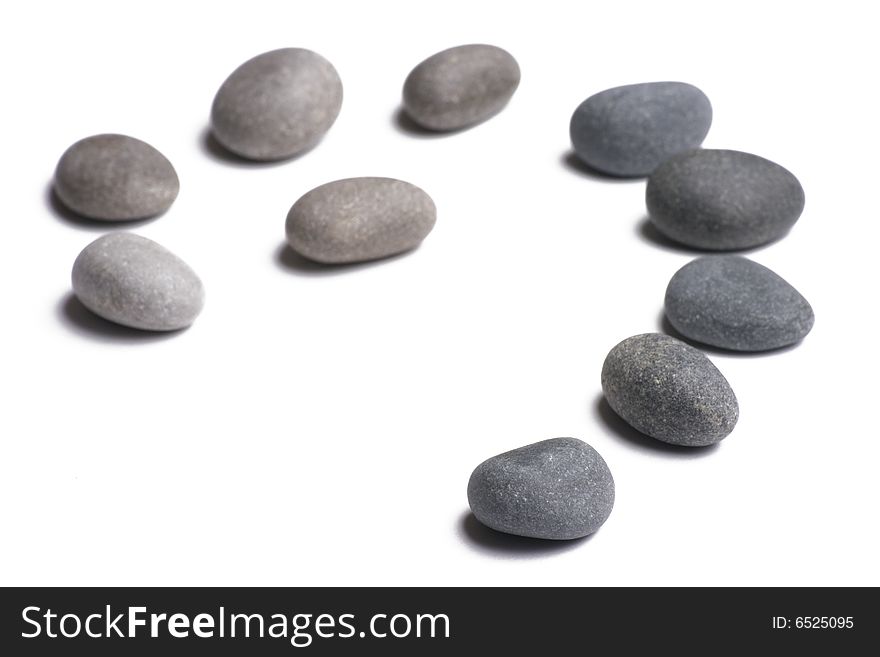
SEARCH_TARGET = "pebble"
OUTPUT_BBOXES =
[647,149,805,250]
[54,134,179,221]
[403,44,520,131]
[467,438,614,540]
[601,333,738,447]
[665,256,814,351]
[569,82,712,177]
[71,233,204,331]
[286,177,436,264]
[211,48,343,161]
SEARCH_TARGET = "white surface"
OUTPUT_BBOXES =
[2,0,878,586]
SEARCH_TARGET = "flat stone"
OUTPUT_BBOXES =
[569,82,712,177]
[403,44,520,131]
[601,333,738,447]
[665,256,815,351]
[211,48,343,161]
[647,149,805,249]
[72,233,204,331]
[54,134,179,221]
[286,177,436,264]
[467,438,614,540]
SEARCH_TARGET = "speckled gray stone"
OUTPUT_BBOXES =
[569,82,712,177]
[54,134,179,221]
[403,44,520,131]
[647,149,805,250]
[211,48,343,161]
[602,333,738,447]
[285,177,436,264]
[665,256,814,352]
[467,438,614,540]
[72,233,204,331]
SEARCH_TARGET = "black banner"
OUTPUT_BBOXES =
[1,587,875,654]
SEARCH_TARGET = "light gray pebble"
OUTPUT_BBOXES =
[285,177,436,264]
[665,256,814,351]
[601,333,738,447]
[570,82,712,177]
[467,437,614,540]
[647,149,805,250]
[403,44,520,131]
[211,48,343,161]
[72,233,204,331]
[54,134,179,221]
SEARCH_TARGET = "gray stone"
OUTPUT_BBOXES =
[54,134,179,221]
[601,333,738,447]
[72,233,204,331]
[665,256,814,351]
[569,82,712,177]
[286,177,436,264]
[403,44,520,131]
[211,48,343,161]
[647,149,805,250]
[467,438,614,540]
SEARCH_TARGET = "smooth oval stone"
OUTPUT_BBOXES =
[665,256,815,351]
[72,233,204,331]
[286,177,436,264]
[569,82,712,177]
[403,44,520,131]
[211,48,343,161]
[54,134,179,221]
[467,438,614,540]
[647,149,805,250]
[601,333,738,447]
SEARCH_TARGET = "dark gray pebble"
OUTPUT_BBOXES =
[211,48,343,161]
[467,438,614,540]
[403,44,520,131]
[647,149,805,250]
[665,256,814,351]
[569,82,712,177]
[285,177,436,264]
[601,333,738,447]
[54,134,179,221]
[72,233,204,331]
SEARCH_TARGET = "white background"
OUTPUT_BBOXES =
[2,0,878,586]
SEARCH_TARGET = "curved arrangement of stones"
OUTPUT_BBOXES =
[50,45,814,547]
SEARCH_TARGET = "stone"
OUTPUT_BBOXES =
[285,177,436,264]
[71,233,204,331]
[403,44,520,131]
[665,256,815,351]
[211,48,343,161]
[467,438,614,540]
[647,149,805,250]
[54,134,179,221]
[569,82,712,177]
[601,333,738,447]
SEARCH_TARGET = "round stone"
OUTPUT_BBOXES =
[72,233,204,331]
[647,149,805,250]
[665,256,815,351]
[211,48,343,161]
[285,177,436,264]
[403,44,520,131]
[601,333,739,447]
[54,134,179,221]
[467,438,614,540]
[569,81,712,177]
